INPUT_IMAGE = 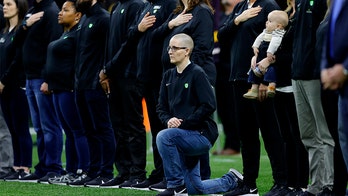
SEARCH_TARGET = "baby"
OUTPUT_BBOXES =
[243,10,289,99]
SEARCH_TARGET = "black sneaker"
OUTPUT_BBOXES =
[264,184,291,196]
[285,187,305,196]
[68,173,92,187]
[99,176,126,188]
[317,186,335,196]
[84,176,110,188]
[119,178,145,189]
[223,183,259,196]
[149,179,167,192]
[156,184,188,196]
[19,172,40,183]
[132,179,161,191]
[1,168,18,180]
[38,172,61,184]
[297,191,315,196]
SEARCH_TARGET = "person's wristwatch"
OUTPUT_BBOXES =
[22,20,28,30]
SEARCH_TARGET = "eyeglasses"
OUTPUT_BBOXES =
[167,46,187,52]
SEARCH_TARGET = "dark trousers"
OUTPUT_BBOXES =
[109,77,146,180]
[322,89,348,196]
[141,83,164,182]
[215,78,240,151]
[274,91,309,188]
[231,80,287,187]
[1,87,32,168]
[75,88,116,179]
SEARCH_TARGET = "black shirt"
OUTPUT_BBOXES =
[154,4,216,85]
[16,0,63,79]
[157,63,218,145]
[75,3,109,90]
[46,25,78,91]
[218,0,279,82]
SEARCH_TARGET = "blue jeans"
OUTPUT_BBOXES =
[52,91,90,173]
[338,91,348,173]
[26,79,63,176]
[75,88,116,179]
[156,128,239,194]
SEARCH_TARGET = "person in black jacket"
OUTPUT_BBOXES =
[156,33,243,196]
[291,0,335,195]
[68,0,116,187]
[151,0,215,184]
[42,0,91,185]
[219,0,289,195]
[98,0,145,188]
[12,0,65,183]
[104,0,177,190]
[0,0,31,181]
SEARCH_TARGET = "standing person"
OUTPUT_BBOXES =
[272,0,310,195]
[151,0,216,188]
[0,0,31,180]
[100,0,177,189]
[212,0,241,156]
[218,0,289,195]
[42,0,90,185]
[13,0,64,183]
[68,0,116,187]
[316,1,348,195]
[156,33,243,196]
[291,0,335,195]
[97,0,145,188]
[321,0,348,195]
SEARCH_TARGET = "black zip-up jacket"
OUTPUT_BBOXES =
[15,0,62,79]
[218,0,279,82]
[46,25,78,91]
[291,0,327,80]
[157,63,218,145]
[153,4,216,85]
[127,0,176,85]
[0,28,26,89]
[75,3,109,90]
[104,0,143,79]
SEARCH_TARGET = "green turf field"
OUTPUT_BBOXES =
[0,132,274,195]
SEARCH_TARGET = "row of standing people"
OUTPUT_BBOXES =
[0,0,348,196]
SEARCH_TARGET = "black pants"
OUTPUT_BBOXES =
[322,89,348,196]
[274,91,309,188]
[141,83,164,182]
[231,81,287,188]
[215,78,240,151]
[109,77,146,180]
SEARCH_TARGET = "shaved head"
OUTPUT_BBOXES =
[171,33,194,52]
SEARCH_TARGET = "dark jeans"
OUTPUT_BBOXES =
[274,91,309,188]
[1,87,32,168]
[75,88,116,179]
[26,79,63,176]
[231,80,287,188]
[248,66,276,84]
[53,91,90,173]
[109,77,146,180]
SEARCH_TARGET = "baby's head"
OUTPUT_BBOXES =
[265,10,289,32]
